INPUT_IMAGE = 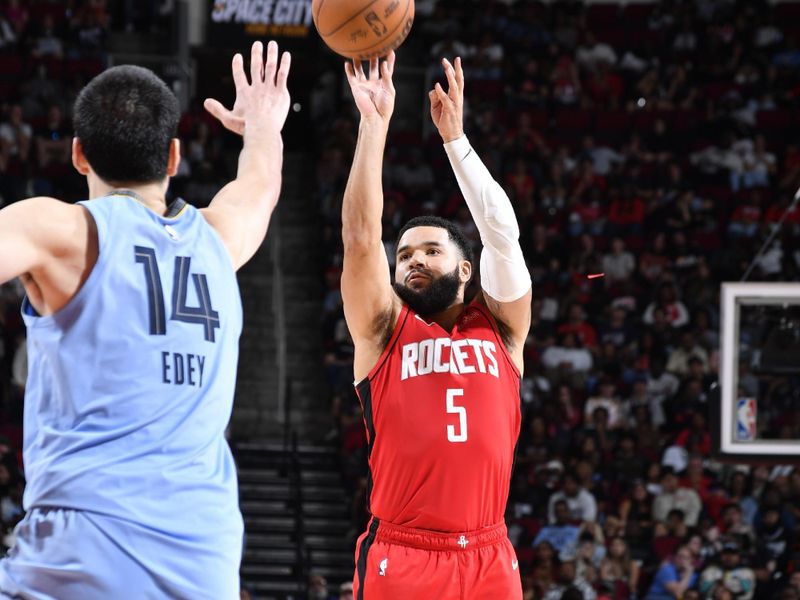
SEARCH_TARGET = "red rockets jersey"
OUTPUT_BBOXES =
[355,301,521,532]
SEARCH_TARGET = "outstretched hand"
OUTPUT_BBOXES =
[345,51,396,124]
[204,40,291,137]
[429,57,464,143]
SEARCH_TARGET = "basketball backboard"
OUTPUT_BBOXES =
[714,283,800,461]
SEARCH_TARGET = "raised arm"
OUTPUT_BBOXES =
[429,57,532,370]
[341,53,401,382]
[201,41,291,270]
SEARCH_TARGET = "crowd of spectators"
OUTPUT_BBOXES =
[317,1,800,599]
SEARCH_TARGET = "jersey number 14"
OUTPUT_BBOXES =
[134,246,220,342]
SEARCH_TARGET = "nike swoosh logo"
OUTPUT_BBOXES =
[512,560,519,571]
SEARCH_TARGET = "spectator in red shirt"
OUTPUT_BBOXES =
[505,157,536,214]
[674,412,712,456]
[728,191,763,238]
[558,303,598,352]
[586,61,624,109]
[607,187,646,237]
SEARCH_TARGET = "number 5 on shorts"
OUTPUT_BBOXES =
[446,389,467,443]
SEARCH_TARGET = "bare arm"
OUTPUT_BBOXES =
[0,199,49,284]
[665,568,694,598]
[341,54,402,382]
[200,41,291,271]
[0,197,84,285]
[0,197,96,315]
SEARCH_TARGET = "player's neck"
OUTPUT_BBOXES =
[425,301,466,332]
[89,177,168,214]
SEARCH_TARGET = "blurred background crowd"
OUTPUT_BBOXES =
[0,1,798,599]
[314,1,800,599]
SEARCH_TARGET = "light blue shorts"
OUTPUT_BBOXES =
[0,507,241,600]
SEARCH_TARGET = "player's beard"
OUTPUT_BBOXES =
[393,266,462,317]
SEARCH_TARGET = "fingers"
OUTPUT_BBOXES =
[428,89,439,106]
[386,50,396,76]
[204,98,244,135]
[380,59,395,93]
[454,56,464,93]
[250,41,264,84]
[369,57,379,81]
[203,98,228,121]
[264,40,278,84]
[442,58,459,100]
[433,82,450,107]
[276,51,291,89]
[355,59,366,81]
[231,53,248,94]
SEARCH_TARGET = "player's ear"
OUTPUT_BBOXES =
[459,259,472,284]
[166,138,181,178]
[72,138,90,175]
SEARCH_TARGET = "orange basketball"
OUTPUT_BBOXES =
[312,0,415,60]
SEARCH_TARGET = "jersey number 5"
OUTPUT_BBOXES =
[134,246,220,342]
[446,389,468,443]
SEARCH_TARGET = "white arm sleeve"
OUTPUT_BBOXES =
[444,135,532,302]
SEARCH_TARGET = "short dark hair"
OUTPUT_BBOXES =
[396,215,474,266]
[74,65,180,184]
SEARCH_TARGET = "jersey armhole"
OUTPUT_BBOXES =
[24,203,105,324]
[469,300,521,380]
[354,304,411,390]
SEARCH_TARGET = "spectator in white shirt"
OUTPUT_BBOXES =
[581,136,625,177]
[584,379,624,429]
[542,332,593,388]
[576,32,618,73]
[602,238,636,283]
[666,331,710,377]
[653,469,702,527]
[646,358,680,428]
[548,471,598,525]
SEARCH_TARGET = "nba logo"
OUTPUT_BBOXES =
[736,398,757,441]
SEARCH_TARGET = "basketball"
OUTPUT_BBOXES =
[312,0,415,60]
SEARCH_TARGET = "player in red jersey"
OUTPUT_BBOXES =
[342,51,532,600]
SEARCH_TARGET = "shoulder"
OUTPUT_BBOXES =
[11,196,83,226]
[22,198,94,262]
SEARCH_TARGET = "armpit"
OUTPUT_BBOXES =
[373,305,397,351]
[495,316,516,351]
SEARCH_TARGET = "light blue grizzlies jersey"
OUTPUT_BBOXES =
[19,193,243,595]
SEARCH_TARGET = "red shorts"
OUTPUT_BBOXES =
[352,518,522,600]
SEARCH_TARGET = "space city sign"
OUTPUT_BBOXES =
[209,0,314,41]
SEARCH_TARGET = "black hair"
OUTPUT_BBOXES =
[396,215,475,268]
[73,65,180,184]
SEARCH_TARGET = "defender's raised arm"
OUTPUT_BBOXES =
[202,40,291,270]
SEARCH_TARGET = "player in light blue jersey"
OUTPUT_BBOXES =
[0,40,291,599]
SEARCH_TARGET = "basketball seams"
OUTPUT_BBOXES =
[313,0,324,21]
[316,0,413,59]
[316,0,383,37]
[352,8,412,57]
